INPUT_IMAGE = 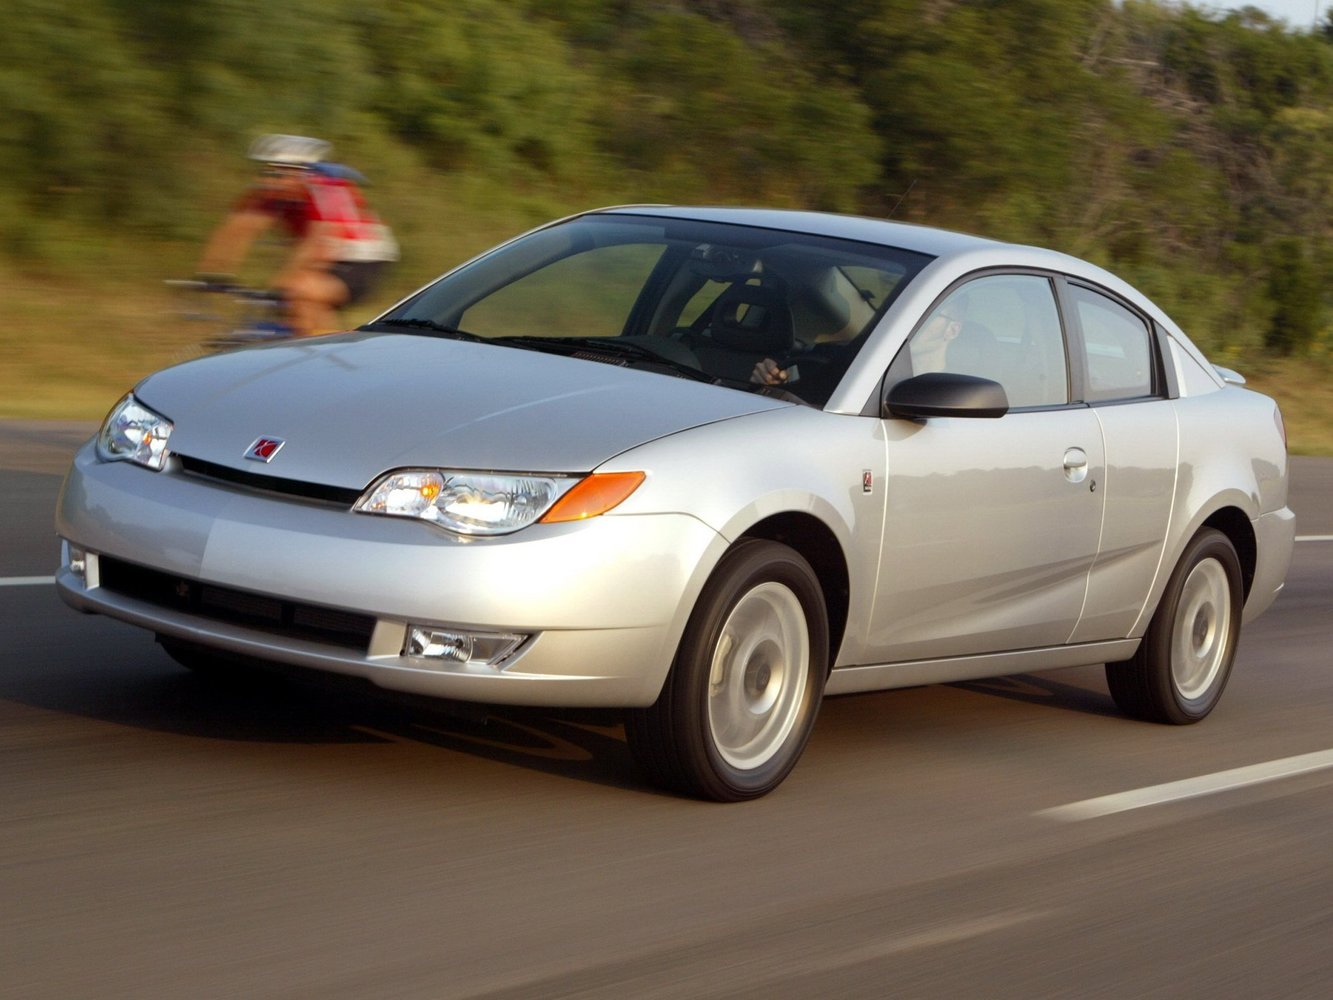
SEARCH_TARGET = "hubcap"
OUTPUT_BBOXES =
[707,582,810,770]
[1171,557,1232,701]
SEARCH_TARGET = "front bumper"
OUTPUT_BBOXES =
[56,443,724,706]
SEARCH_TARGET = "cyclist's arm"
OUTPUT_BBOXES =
[198,210,273,275]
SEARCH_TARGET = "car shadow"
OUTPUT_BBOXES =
[6,646,1123,790]
[0,625,652,793]
[202,661,645,789]
[178,664,652,793]
[949,670,1122,718]
[5,589,1119,795]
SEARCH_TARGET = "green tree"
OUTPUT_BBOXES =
[356,0,595,177]
[1266,238,1323,354]
[1,0,1331,356]
[0,0,173,235]
[594,7,879,209]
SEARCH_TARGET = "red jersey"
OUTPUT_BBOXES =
[238,174,398,263]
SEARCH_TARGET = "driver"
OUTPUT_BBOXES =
[751,299,965,385]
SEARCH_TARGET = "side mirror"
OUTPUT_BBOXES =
[882,372,1009,420]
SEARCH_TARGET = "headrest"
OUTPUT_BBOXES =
[709,282,794,355]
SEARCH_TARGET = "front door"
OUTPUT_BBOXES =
[864,272,1106,662]
[867,409,1105,661]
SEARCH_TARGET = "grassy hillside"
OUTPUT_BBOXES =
[3,212,1327,454]
[2,1,1329,450]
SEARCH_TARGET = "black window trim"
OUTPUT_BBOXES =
[1152,319,1182,399]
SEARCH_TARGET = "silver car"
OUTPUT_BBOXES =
[56,207,1295,800]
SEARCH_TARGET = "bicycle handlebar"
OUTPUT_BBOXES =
[165,279,282,302]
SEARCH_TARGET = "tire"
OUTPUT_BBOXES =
[1105,528,1242,724]
[625,539,829,801]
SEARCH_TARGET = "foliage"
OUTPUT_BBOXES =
[1266,238,1323,354]
[0,0,1330,360]
[356,1,594,177]
[591,6,880,208]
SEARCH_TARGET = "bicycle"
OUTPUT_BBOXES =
[165,279,297,352]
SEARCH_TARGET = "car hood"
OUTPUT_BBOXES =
[138,332,787,488]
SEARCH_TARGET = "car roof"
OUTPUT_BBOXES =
[597,205,1004,259]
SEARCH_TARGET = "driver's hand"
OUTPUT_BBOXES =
[752,358,787,385]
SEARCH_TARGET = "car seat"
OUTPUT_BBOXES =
[695,281,796,382]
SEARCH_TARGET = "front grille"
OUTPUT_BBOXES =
[177,455,363,506]
[99,557,376,650]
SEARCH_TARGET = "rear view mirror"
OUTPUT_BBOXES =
[883,372,1009,420]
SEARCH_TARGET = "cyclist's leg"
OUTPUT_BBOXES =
[275,267,349,336]
[328,261,387,309]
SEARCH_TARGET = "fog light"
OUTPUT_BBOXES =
[404,626,525,667]
[66,542,87,581]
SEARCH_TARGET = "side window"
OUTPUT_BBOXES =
[888,274,1068,408]
[1070,285,1155,402]
[461,243,665,338]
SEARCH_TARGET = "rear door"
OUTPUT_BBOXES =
[1062,281,1179,642]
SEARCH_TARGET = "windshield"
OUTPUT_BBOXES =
[369,213,931,406]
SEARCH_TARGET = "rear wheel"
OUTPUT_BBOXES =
[625,539,828,801]
[1106,528,1242,724]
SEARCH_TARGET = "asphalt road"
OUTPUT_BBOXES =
[3,422,1331,999]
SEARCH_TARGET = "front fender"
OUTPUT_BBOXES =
[601,404,885,670]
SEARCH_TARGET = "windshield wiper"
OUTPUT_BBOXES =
[368,325,791,397]
[367,318,485,342]
[492,335,722,384]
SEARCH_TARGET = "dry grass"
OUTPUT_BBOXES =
[0,257,413,419]
[1238,355,1333,457]
[3,234,1331,455]
[0,169,610,419]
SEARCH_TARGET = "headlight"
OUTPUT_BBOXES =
[355,470,575,535]
[96,394,173,471]
[354,469,644,536]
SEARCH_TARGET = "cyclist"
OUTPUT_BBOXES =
[196,134,398,337]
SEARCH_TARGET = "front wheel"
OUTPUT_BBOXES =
[1106,528,1243,724]
[625,539,829,801]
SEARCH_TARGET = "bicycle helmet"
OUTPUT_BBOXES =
[247,134,331,167]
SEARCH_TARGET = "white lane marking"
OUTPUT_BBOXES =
[1296,535,1333,542]
[1039,749,1333,821]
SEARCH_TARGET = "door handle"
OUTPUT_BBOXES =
[1063,447,1088,484]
